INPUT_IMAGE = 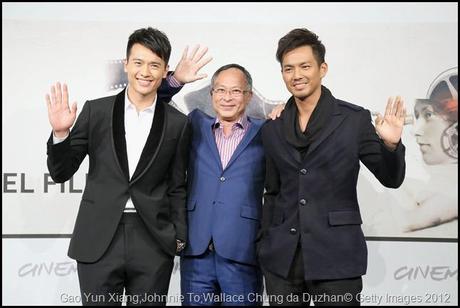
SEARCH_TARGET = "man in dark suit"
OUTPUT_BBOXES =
[46,27,210,306]
[258,28,406,306]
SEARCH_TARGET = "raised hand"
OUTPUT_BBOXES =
[172,45,212,84]
[46,82,77,138]
[374,96,406,150]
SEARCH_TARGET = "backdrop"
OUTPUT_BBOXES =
[2,2,458,305]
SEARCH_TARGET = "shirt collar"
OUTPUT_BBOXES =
[124,86,157,113]
[213,114,249,130]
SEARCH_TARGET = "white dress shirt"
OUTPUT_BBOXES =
[53,87,157,212]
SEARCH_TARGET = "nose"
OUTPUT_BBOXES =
[140,64,150,76]
[414,119,424,137]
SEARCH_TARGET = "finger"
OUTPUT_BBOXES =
[394,95,402,117]
[45,94,52,110]
[193,46,208,62]
[395,96,403,118]
[181,45,189,61]
[50,84,58,106]
[56,82,63,107]
[62,83,69,107]
[70,102,78,116]
[375,113,383,126]
[194,73,208,80]
[189,45,199,60]
[196,56,213,70]
[384,97,392,117]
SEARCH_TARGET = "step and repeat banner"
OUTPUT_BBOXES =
[2,2,458,305]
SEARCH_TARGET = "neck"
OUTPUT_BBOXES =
[294,86,322,117]
[127,87,156,112]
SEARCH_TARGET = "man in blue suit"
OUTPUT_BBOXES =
[181,64,265,306]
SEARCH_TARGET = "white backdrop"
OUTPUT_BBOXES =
[2,2,458,305]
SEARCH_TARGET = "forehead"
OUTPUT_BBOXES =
[414,101,433,113]
[282,45,316,65]
[128,43,164,63]
[214,68,246,86]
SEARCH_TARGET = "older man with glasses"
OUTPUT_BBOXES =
[180,64,265,306]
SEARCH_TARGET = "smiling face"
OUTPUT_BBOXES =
[281,45,327,103]
[414,100,456,165]
[211,68,252,123]
[124,43,168,102]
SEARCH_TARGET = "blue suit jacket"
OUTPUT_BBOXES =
[184,109,266,265]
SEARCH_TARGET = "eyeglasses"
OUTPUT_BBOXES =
[212,88,250,97]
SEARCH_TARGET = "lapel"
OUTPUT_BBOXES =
[203,115,224,171]
[130,97,166,183]
[111,89,166,184]
[278,116,302,165]
[305,101,346,158]
[224,117,265,171]
[112,89,130,180]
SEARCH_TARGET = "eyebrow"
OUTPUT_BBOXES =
[132,58,162,65]
[283,62,311,68]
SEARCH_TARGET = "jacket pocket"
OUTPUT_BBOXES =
[240,205,260,221]
[328,210,362,226]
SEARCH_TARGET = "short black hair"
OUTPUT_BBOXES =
[211,64,253,91]
[276,28,326,66]
[126,27,171,65]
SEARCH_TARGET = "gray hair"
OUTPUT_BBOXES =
[211,63,253,92]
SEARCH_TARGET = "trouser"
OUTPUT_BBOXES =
[181,243,263,306]
[263,243,362,306]
[77,213,174,306]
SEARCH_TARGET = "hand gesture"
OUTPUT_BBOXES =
[46,82,77,138]
[267,103,286,120]
[374,96,406,149]
[172,45,212,84]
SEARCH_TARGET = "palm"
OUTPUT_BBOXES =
[173,45,212,84]
[46,83,77,134]
[375,96,406,145]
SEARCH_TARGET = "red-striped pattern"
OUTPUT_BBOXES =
[213,116,250,169]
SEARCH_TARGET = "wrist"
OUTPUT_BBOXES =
[54,130,69,139]
[169,73,185,87]
[383,140,398,151]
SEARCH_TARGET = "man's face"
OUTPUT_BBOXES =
[414,101,454,165]
[211,68,252,122]
[124,43,168,99]
[281,45,327,101]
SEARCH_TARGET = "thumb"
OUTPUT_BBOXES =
[374,113,383,126]
[70,102,78,115]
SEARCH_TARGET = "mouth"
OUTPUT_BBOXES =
[292,82,307,90]
[417,143,431,152]
[137,78,153,87]
[220,105,236,110]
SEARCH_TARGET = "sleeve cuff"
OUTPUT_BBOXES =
[52,132,69,144]
[167,74,184,88]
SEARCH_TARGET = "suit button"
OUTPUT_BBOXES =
[290,228,297,234]
[300,169,307,174]
[220,176,226,182]
[299,199,307,205]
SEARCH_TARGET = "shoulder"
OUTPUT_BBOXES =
[336,99,365,113]
[164,102,188,123]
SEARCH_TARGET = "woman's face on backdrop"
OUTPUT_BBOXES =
[414,101,457,165]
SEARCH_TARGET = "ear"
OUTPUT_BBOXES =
[320,62,328,79]
[123,59,128,73]
[245,91,253,106]
[163,64,169,78]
